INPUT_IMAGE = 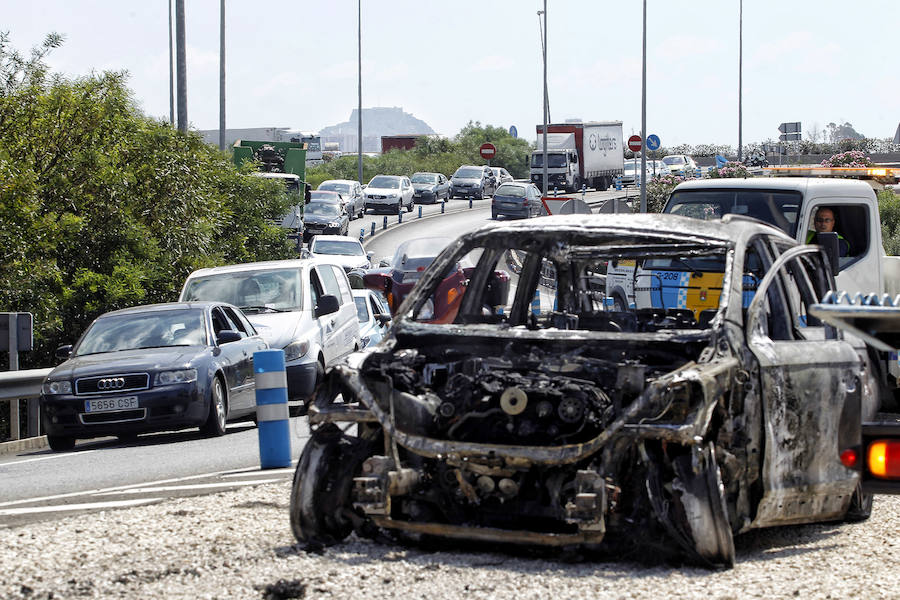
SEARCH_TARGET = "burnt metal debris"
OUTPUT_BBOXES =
[289,213,880,569]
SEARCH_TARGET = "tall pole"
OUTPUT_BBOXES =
[737,0,743,162]
[175,0,187,132]
[640,0,647,212]
[168,0,174,125]
[357,0,363,184]
[541,1,548,196]
[218,0,225,150]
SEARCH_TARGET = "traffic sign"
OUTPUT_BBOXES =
[479,142,497,160]
[646,134,660,151]
[627,135,642,152]
[778,122,801,134]
[509,125,518,139]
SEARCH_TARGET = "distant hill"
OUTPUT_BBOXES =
[319,107,435,153]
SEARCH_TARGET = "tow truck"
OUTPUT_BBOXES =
[765,165,899,189]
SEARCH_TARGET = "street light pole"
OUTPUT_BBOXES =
[175,0,187,132]
[218,0,225,151]
[640,0,647,213]
[540,1,548,196]
[738,0,743,162]
[357,0,363,185]
[168,0,174,126]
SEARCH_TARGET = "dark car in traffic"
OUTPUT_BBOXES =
[411,172,450,204]
[491,181,543,219]
[302,201,350,242]
[292,213,878,568]
[39,302,267,451]
[450,165,496,199]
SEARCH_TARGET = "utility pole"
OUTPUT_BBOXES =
[737,0,743,162]
[218,0,225,150]
[640,0,647,213]
[175,0,187,132]
[357,0,363,184]
[168,0,174,125]
[540,0,548,197]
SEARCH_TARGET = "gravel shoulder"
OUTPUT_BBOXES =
[2,481,899,599]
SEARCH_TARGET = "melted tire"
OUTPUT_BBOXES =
[289,423,375,546]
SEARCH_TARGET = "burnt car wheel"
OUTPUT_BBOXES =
[201,376,227,437]
[47,435,75,452]
[289,423,376,545]
[670,444,735,567]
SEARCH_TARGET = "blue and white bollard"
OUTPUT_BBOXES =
[553,186,558,197]
[695,167,702,178]
[254,349,291,469]
[383,215,388,230]
[469,198,473,209]
[359,228,365,243]
[398,211,403,224]
[615,177,622,191]
[370,222,376,236]
[441,200,446,214]
[418,205,423,218]
[531,289,541,315]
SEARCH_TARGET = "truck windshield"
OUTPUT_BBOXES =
[531,153,568,169]
[665,189,802,237]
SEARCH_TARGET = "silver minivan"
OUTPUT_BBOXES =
[179,259,360,412]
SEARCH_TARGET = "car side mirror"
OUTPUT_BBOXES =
[315,294,340,318]
[217,330,242,345]
[375,313,392,326]
[55,345,73,360]
[817,231,840,273]
[367,251,375,261]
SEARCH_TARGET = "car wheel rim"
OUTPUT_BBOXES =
[214,381,226,430]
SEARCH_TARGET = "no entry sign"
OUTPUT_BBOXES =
[627,135,642,153]
[479,142,496,160]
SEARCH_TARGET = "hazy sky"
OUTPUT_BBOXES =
[5,1,898,147]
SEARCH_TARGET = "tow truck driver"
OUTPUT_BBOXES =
[807,206,850,257]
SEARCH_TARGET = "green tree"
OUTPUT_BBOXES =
[0,33,296,370]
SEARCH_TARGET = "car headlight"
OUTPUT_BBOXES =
[419,298,435,320]
[283,340,310,362]
[154,368,198,386]
[42,380,72,395]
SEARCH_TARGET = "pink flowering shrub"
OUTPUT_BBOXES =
[821,151,873,168]
[707,161,751,179]
[646,173,685,213]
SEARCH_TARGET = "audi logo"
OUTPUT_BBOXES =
[97,377,126,390]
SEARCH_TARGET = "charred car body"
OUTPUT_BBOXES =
[290,214,880,568]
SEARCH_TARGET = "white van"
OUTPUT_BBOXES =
[179,259,360,411]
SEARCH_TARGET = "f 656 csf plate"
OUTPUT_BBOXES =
[84,396,139,413]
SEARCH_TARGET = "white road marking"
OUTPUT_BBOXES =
[0,460,297,508]
[2,450,98,466]
[221,467,294,478]
[0,499,159,516]
[91,479,282,495]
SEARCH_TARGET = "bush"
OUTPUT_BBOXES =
[879,189,900,256]
[821,151,873,167]
[706,161,751,179]
[645,173,685,213]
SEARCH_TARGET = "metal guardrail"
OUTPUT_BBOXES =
[1,368,51,440]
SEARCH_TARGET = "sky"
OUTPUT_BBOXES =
[4,0,899,148]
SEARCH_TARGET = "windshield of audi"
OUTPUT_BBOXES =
[73,309,208,355]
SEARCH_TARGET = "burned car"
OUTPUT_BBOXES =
[290,213,880,568]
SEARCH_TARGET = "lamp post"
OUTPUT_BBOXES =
[538,2,548,196]
[218,0,225,151]
[640,0,647,213]
[357,0,363,185]
[738,0,743,162]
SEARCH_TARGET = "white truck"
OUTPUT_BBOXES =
[530,121,624,193]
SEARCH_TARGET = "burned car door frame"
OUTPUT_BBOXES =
[745,243,865,527]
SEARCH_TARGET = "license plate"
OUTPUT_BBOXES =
[84,396,139,413]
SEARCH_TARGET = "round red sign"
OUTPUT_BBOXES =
[479,142,497,159]
[627,135,642,152]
